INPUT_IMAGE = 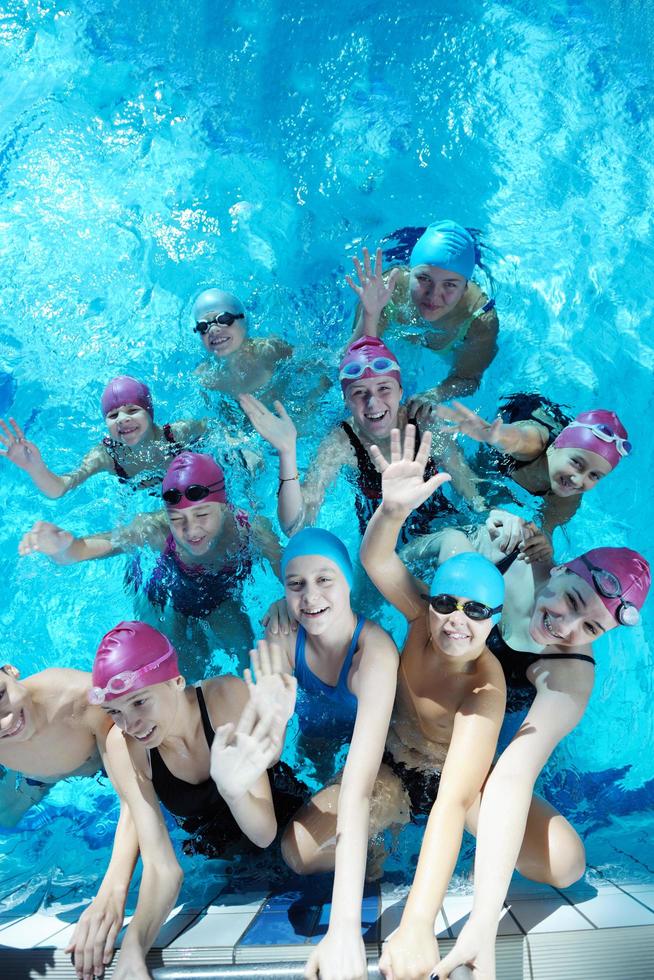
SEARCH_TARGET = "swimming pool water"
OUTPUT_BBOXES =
[1,0,654,898]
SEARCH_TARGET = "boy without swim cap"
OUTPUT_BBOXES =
[410,220,476,279]
[162,451,227,509]
[564,547,650,627]
[192,288,245,323]
[339,335,402,396]
[281,527,354,588]
[101,376,153,419]
[90,621,179,703]
[431,552,505,624]
[553,410,630,470]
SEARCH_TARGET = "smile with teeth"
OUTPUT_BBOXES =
[119,426,139,436]
[0,710,25,739]
[443,627,470,640]
[210,335,231,346]
[365,410,388,421]
[134,726,156,741]
[542,610,563,639]
[301,606,329,617]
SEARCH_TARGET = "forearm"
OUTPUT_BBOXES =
[225,790,277,848]
[351,304,382,342]
[401,800,467,929]
[24,462,69,498]
[120,862,182,957]
[276,447,304,535]
[95,807,139,905]
[360,503,405,578]
[54,533,117,565]
[427,374,480,404]
[329,788,372,928]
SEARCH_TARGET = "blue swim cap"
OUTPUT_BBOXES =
[281,528,354,588]
[410,220,476,279]
[430,553,504,624]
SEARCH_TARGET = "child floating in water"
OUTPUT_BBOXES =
[18,452,280,661]
[193,287,293,399]
[0,376,206,497]
[240,335,484,543]
[348,220,499,403]
[437,397,631,533]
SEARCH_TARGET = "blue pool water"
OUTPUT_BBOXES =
[1,0,654,903]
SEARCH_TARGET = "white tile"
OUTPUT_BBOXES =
[506,879,562,901]
[207,889,268,914]
[0,911,72,948]
[506,897,593,934]
[168,909,257,948]
[378,902,449,941]
[573,892,654,929]
[619,883,654,897]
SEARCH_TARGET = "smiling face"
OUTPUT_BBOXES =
[200,311,247,358]
[345,376,402,440]
[0,667,36,744]
[167,501,226,558]
[546,446,613,497]
[428,597,494,660]
[105,403,153,446]
[529,568,617,646]
[102,678,183,747]
[284,555,352,636]
[409,265,468,322]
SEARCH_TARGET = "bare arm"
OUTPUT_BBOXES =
[437,401,551,460]
[250,515,282,580]
[347,247,403,342]
[18,512,167,566]
[0,419,111,498]
[540,492,582,536]
[427,306,499,403]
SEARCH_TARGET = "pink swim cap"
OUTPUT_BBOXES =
[339,335,402,396]
[553,410,630,470]
[162,451,227,509]
[101,376,154,419]
[90,621,180,704]
[565,547,650,627]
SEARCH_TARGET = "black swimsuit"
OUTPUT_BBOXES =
[340,417,456,538]
[103,423,181,485]
[150,687,309,858]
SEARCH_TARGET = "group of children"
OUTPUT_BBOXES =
[1,219,650,980]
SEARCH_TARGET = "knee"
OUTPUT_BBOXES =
[280,822,311,875]
[542,827,586,889]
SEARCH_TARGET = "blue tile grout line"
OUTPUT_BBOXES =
[503,903,527,937]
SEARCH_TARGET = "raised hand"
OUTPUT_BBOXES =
[485,510,526,555]
[346,246,400,319]
[18,521,74,557]
[0,418,43,471]
[369,425,451,519]
[436,401,505,447]
[238,394,296,454]
[519,521,553,565]
[245,639,296,724]
[210,696,284,802]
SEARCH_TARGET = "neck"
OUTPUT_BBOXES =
[307,608,358,659]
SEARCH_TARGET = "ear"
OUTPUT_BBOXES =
[173,675,186,692]
[1,664,20,680]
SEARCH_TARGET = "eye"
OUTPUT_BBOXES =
[318,576,333,584]
[571,457,584,469]
[567,592,578,612]
[584,621,598,636]
[107,412,118,420]
[133,698,147,708]
[589,471,602,482]
[0,688,5,700]
[106,708,119,717]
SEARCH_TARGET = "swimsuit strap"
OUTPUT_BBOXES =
[434,300,494,357]
[340,421,381,498]
[195,686,215,746]
[536,652,596,666]
[336,614,366,690]
[495,547,521,575]
[163,423,176,444]
[293,625,309,685]
[102,437,130,481]
[472,297,496,319]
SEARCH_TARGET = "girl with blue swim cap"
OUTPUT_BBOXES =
[347,220,499,404]
[257,527,400,980]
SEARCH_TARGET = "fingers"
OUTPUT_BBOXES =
[369,443,388,473]
[413,428,433,470]
[272,400,291,422]
[363,245,373,279]
[423,471,452,497]
[212,721,236,747]
[303,947,319,980]
[390,426,402,463]
[345,274,363,297]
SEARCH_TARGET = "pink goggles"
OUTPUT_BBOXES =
[88,648,176,705]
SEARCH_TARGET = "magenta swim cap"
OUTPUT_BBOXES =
[162,451,227,509]
[89,621,179,704]
[565,548,650,627]
[101,376,154,419]
[339,335,402,396]
[553,410,630,470]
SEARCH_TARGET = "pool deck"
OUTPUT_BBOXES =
[2,872,654,978]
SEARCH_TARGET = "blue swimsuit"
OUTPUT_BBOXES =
[294,614,366,740]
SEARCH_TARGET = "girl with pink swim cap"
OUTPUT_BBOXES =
[382,430,650,980]
[85,620,306,980]
[0,375,208,498]
[18,452,281,665]
[239,335,485,543]
[437,397,631,534]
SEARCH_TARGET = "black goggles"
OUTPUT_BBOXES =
[194,312,245,334]
[421,593,503,621]
[578,555,640,626]
[162,480,225,505]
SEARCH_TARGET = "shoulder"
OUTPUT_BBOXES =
[357,620,399,664]
[202,675,249,723]
[169,419,207,441]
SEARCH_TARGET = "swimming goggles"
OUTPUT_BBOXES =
[339,356,400,382]
[578,555,640,626]
[162,479,225,505]
[421,593,503,621]
[88,648,175,705]
[194,312,245,334]
[567,421,632,457]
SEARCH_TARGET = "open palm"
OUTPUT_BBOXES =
[210,698,281,799]
[370,425,451,518]
[436,401,505,446]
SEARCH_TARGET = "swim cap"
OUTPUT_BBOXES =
[410,220,476,279]
[339,335,402,396]
[553,410,631,470]
[90,621,180,704]
[431,553,505,625]
[101,376,153,419]
[162,451,227,509]
[564,548,650,627]
[281,528,354,589]
[192,288,245,323]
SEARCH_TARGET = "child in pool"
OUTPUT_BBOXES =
[0,663,138,980]
[386,432,650,980]
[0,376,207,497]
[437,398,631,534]
[239,335,485,542]
[193,287,293,398]
[18,452,280,661]
[87,621,304,980]
[348,221,499,403]
[255,528,400,980]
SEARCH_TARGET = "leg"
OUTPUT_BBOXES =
[400,527,474,568]
[281,763,410,875]
[465,791,585,888]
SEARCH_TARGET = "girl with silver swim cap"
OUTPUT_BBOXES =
[192,285,294,399]
[346,219,499,404]
[0,374,207,497]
